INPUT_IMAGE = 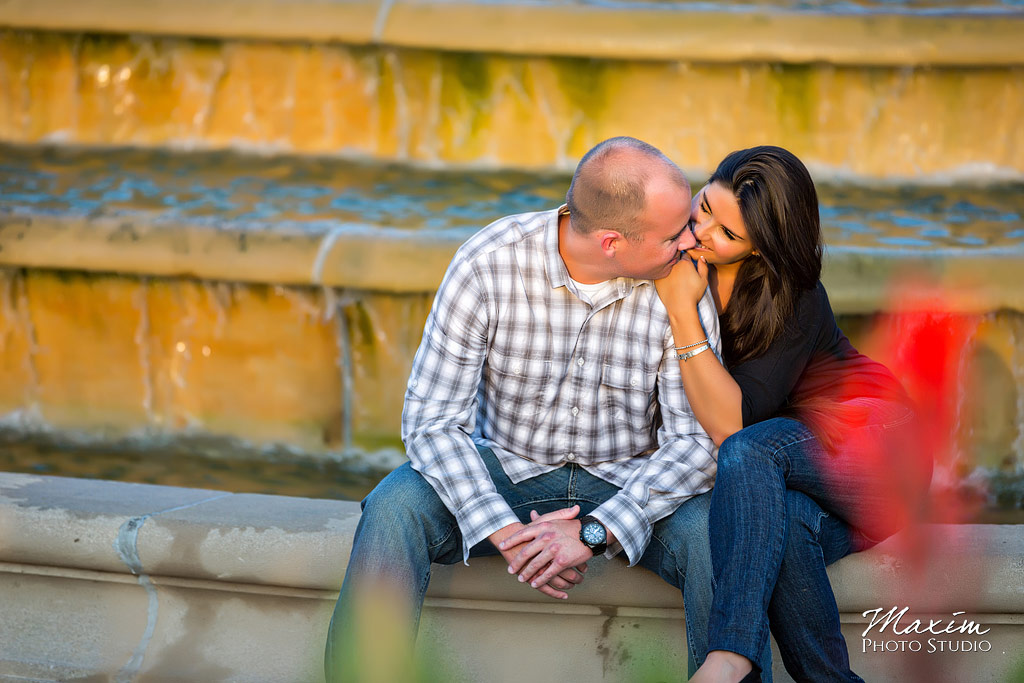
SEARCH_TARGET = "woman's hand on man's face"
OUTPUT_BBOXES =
[655,253,709,311]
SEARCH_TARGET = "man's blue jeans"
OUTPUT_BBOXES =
[325,445,772,682]
[708,398,930,682]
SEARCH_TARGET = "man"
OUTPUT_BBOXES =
[326,136,730,681]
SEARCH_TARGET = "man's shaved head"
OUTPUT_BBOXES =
[566,137,689,242]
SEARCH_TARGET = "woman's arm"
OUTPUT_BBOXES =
[659,268,826,446]
[656,257,744,446]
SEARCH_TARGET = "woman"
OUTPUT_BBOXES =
[655,146,932,682]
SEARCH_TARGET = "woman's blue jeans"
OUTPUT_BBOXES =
[707,398,931,682]
[325,445,773,682]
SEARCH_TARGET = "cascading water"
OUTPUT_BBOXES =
[0,7,1020,506]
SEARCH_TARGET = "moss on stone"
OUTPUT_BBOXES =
[552,55,609,116]
[774,63,815,136]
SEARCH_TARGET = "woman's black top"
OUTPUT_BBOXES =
[729,281,911,427]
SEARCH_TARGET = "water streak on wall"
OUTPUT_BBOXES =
[1,30,1021,180]
[0,266,1016,483]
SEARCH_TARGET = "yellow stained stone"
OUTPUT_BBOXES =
[487,59,561,168]
[25,271,150,432]
[23,32,78,142]
[965,314,1024,470]
[0,263,1018,467]
[385,49,441,162]
[372,49,403,159]
[74,34,144,145]
[322,47,378,155]
[172,40,232,144]
[1,30,1021,178]
[0,31,32,140]
[205,42,294,147]
[344,293,431,448]
[127,37,223,145]
[289,45,333,153]
[0,270,33,414]
[144,280,342,451]
[433,51,504,164]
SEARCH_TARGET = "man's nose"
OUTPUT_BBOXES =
[678,223,697,250]
[693,219,711,243]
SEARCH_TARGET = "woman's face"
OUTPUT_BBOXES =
[686,182,756,268]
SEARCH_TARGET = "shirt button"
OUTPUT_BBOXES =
[571,406,579,416]
[566,453,576,461]
[630,377,638,387]
[576,358,585,366]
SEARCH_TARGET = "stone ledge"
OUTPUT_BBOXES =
[0,212,461,294]
[0,0,1021,66]
[1,472,1022,681]
[2,211,1023,314]
[2,471,1022,609]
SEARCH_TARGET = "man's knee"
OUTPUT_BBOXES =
[360,463,447,526]
[671,491,712,537]
[656,492,712,566]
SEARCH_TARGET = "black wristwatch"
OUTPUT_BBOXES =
[579,515,608,556]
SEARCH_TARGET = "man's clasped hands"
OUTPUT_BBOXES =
[490,504,613,600]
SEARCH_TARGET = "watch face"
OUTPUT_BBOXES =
[582,522,606,545]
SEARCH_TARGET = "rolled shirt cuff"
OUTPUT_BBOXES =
[456,491,520,564]
[591,493,651,567]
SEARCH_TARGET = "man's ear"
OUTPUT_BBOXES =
[599,231,621,256]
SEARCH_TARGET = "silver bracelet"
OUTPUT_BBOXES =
[673,338,709,352]
[676,343,711,361]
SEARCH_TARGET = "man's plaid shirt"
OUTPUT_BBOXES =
[402,207,719,565]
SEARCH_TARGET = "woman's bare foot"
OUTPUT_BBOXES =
[689,650,754,683]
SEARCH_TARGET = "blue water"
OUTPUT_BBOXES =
[1,144,1021,252]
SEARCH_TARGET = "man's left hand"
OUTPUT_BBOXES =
[499,506,595,590]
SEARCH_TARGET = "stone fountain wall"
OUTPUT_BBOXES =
[0,1,1022,180]
[0,0,1022,492]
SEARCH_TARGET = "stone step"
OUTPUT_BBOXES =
[0,143,1020,473]
[1,0,1021,180]
[0,141,1021,475]
[2,143,1022,313]
[3,0,1022,65]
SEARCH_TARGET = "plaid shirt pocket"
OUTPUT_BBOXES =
[600,362,657,426]
[487,350,554,417]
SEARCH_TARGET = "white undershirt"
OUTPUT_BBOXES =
[569,277,617,305]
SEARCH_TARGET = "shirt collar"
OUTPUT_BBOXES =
[544,205,646,300]
[543,205,572,290]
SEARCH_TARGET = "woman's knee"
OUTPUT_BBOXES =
[718,418,808,475]
[717,429,767,477]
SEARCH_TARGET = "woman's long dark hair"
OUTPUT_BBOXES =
[710,146,822,367]
[714,146,866,451]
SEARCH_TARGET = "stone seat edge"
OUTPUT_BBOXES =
[0,472,1021,614]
